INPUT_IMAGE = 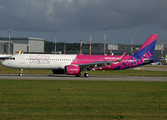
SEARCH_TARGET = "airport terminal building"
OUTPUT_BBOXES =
[0,37,44,54]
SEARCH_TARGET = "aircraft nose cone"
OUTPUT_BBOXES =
[1,61,6,67]
[1,61,9,67]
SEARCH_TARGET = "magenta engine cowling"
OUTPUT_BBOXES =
[65,65,80,75]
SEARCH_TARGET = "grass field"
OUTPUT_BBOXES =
[1,62,167,119]
[0,80,167,120]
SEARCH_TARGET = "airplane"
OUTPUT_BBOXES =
[1,34,159,77]
[0,50,22,59]
[0,54,11,59]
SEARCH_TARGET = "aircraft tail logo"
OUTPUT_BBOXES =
[133,34,158,58]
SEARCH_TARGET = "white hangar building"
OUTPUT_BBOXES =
[0,37,44,54]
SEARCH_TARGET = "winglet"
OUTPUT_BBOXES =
[18,50,22,54]
[119,51,127,60]
[114,51,127,62]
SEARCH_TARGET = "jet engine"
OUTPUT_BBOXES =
[64,65,80,75]
[52,69,65,74]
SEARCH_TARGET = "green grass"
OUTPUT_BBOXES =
[0,62,52,74]
[1,62,167,76]
[0,80,167,120]
[88,69,167,76]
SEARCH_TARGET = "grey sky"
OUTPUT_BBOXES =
[0,0,167,44]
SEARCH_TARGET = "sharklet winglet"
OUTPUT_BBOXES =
[119,51,127,60]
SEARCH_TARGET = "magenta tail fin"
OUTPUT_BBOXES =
[133,34,158,58]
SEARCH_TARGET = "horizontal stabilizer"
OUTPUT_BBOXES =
[143,57,162,63]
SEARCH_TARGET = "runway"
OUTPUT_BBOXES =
[0,74,167,81]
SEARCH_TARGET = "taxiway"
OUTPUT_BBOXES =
[0,74,167,81]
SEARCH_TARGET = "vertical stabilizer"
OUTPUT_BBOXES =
[133,34,158,58]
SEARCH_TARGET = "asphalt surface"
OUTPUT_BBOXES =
[0,65,167,81]
[0,74,167,81]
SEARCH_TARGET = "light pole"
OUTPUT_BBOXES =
[8,31,11,54]
[104,29,107,55]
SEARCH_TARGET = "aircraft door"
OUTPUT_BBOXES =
[20,55,25,64]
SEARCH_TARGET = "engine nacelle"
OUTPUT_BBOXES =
[65,65,80,75]
[52,69,65,74]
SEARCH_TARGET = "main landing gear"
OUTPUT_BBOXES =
[75,72,90,77]
[76,73,81,77]
[84,73,90,77]
[19,69,23,76]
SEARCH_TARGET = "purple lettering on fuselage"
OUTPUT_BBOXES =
[118,51,152,69]
[29,55,50,64]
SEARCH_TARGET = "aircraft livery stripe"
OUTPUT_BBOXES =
[137,34,158,52]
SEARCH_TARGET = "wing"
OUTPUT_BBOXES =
[77,52,127,71]
[78,61,111,70]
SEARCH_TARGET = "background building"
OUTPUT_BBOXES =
[108,44,167,57]
[81,43,167,58]
[0,37,44,54]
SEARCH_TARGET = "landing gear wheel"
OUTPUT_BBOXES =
[84,73,90,77]
[76,73,81,77]
[19,73,23,76]
[19,69,23,77]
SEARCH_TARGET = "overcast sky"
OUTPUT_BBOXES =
[0,0,167,44]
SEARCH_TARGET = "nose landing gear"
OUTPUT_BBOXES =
[19,69,23,76]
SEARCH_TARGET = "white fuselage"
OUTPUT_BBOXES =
[2,54,77,69]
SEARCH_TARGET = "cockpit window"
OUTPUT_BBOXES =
[6,57,15,60]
